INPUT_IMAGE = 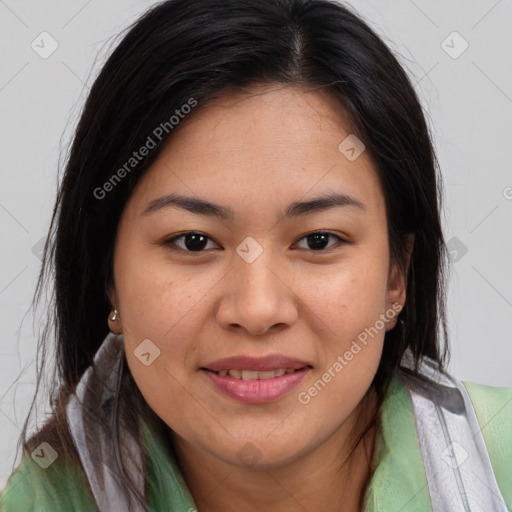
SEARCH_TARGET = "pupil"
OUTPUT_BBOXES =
[308,233,328,250]
[182,233,329,251]
[185,233,207,251]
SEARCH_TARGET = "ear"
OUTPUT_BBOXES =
[105,281,122,334]
[385,233,414,331]
[105,280,118,309]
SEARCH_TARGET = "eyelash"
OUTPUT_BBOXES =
[162,231,346,254]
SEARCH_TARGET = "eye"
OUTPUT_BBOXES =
[163,232,221,252]
[293,231,346,252]
[162,230,346,254]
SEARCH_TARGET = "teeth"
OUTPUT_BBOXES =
[242,370,259,380]
[217,368,299,380]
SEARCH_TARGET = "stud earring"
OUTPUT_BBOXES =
[110,308,119,321]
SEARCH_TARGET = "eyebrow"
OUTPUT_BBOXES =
[142,191,365,220]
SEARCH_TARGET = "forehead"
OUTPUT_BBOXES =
[173,83,355,149]
[125,84,385,220]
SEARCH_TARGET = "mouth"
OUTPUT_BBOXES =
[204,367,309,380]
[200,363,312,403]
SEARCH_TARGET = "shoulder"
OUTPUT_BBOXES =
[462,379,512,421]
[1,397,98,511]
[462,379,512,450]
[462,379,512,506]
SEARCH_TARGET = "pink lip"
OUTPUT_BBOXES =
[201,367,310,404]
[201,355,312,403]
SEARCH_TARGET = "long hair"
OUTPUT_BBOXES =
[15,0,448,508]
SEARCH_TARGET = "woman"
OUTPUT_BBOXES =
[1,0,511,511]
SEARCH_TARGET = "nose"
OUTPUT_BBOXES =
[215,250,299,336]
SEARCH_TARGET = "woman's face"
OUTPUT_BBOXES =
[108,84,407,468]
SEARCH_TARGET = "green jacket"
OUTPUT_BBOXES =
[2,371,511,511]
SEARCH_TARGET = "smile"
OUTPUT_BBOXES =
[213,368,301,380]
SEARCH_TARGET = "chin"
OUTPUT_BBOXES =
[215,436,310,470]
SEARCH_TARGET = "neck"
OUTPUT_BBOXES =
[171,389,379,512]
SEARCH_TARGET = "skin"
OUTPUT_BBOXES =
[107,84,412,512]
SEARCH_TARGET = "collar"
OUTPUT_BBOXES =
[67,331,475,511]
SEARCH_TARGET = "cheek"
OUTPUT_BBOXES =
[114,243,216,338]
[125,349,215,442]
[296,250,390,407]
[295,265,388,429]
[300,254,390,339]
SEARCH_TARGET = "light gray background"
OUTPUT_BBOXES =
[1,0,511,489]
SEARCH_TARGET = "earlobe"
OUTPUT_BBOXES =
[105,283,122,334]
[107,307,122,334]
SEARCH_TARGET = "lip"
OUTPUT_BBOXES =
[201,366,310,403]
[203,354,311,372]
[201,355,312,404]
